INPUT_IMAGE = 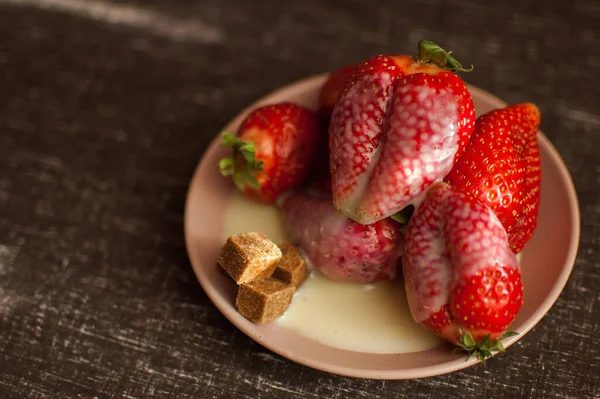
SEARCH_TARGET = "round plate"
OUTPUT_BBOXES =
[184,75,580,379]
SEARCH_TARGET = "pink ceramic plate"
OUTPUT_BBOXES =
[184,75,580,379]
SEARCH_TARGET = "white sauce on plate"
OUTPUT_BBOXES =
[222,191,443,354]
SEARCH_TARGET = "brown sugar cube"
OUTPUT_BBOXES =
[273,242,308,288]
[217,232,281,284]
[235,278,295,323]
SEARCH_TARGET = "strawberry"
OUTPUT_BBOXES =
[445,103,541,253]
[329,40,475,224]
[280,184,403,284]
[220,102,320,203]
[403,182,523,362]
[318,64,357,118]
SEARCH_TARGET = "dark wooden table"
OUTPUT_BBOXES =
[1,0,599,397]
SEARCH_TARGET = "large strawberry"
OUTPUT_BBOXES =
[445,103,541,253]
[220,102,320,203]
[403,182,523,361]
[329,40,475,224]
[280,184,403,284]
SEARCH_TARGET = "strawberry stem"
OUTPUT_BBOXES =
[416,40,473,73]
[219,132,264,191]
[454,331,519,363]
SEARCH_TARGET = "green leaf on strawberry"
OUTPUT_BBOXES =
[416,40,474,72]
[500,331,520,339]
[390,205,415,224]
[219,132,264,191]
[453,331,519,363]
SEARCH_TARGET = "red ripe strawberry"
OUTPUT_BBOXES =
[318,64,357,118]
[220,102,320,203]
[280,185,403,284]
[403,182,523,362]
[329,40,476,224]
[445,103,541,253]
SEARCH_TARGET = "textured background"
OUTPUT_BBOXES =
[0,0,599,398]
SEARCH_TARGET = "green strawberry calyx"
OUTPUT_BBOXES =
[219,132,264,191]
[453,331,519,363]
[390,205,415,224]
[416,40,474,73]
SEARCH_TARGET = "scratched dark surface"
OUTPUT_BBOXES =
[0,0,599,398]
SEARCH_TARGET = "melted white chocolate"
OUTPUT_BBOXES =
[222,191,443,354]
[222,192,288,245]
[279,272,443,353]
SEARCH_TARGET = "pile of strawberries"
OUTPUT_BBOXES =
[219,40,541,362]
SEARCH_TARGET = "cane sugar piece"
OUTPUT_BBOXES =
[273,242,308,288]
[235,278,295,323]
[218,232,281,284]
